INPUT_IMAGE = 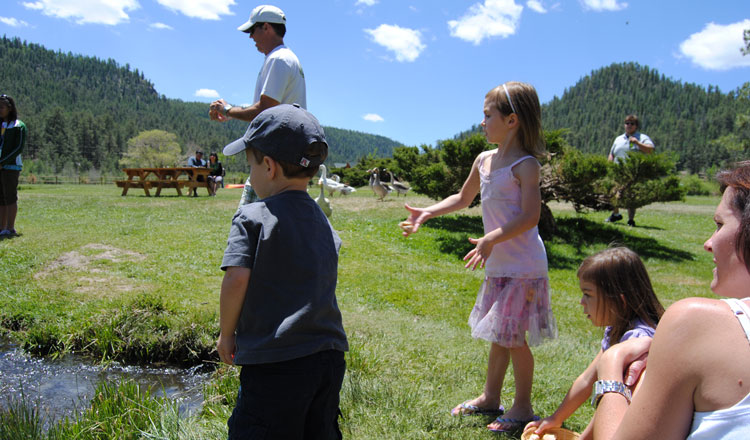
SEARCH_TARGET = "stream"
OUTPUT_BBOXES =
[0,337,212,425]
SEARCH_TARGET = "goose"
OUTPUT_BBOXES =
[318,164,346,196]
[368,168,376,190]
[325,170,357,196]
[385,169,411,197]
[315,180,332,218]
[371,168,391,201]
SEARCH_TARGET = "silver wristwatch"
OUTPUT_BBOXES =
[592,380,631,408]
[222,103,233,116]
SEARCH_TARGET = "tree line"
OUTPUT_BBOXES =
[3,36,748,177]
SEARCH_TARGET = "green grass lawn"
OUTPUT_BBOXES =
[0,184,718,439]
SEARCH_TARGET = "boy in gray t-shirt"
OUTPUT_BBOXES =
[217,104,348,439]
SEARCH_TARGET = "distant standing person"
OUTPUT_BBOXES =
[209,4,306,206]
[0,94,26,237]
[605,114,654,227]
[207,152,223,196]
[187,150,207,197]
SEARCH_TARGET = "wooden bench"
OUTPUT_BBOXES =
[116,168,211,197]
[153,179,185,197]
[116,179,154,197]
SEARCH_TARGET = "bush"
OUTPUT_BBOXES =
[680,173,713,196]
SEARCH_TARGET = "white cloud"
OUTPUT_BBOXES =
[579,0,627,11]
[527,0,547,13]
[365,24,425,62]
[448,0,523,45]
[22,0,139,25]
[156,0,234,20]
[355,0,378,6]
[0,16,30,27]
[150,22,173,30]
[679,20,750,71]
[195,88,220,98]
[363,113,384,122]
[21,2,43,10]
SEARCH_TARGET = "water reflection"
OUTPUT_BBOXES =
[0,337,211,423]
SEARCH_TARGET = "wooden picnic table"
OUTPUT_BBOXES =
[115,167,212,197]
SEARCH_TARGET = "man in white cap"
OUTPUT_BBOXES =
[209,4,306,205]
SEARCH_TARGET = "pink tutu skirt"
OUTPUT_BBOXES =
[468,276,557,347]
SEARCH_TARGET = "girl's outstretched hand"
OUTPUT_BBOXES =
[525,415,562,435]
[400,203,430,237]
[463,236,491,270]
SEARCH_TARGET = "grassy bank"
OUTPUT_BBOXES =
[0,184,716,438]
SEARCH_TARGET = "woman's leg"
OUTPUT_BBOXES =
[0,205,7,230]
[4,203,16,231]
[0,172,16,231]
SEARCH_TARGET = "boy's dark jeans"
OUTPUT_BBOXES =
[228,350,346,440]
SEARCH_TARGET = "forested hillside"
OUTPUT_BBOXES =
[543,63,749,172]
[0,36,402,174]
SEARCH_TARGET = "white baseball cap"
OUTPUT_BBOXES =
[238,5,286,33]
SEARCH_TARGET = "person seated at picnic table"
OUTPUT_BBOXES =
[590,160,750,440]
[187,150,207,196]
[207,152,223,196]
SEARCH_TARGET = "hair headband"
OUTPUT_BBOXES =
[502,84,517,114]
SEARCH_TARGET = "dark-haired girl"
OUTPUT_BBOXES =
[0,95,25,237]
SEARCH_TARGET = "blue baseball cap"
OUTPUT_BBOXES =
[223,104,328,168]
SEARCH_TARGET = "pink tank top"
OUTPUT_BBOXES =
[478,152,547,279]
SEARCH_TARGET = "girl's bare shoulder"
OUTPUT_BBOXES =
[510,156,541,180]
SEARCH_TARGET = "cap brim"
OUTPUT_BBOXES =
[223,137,248,156]
[237,20,253,32]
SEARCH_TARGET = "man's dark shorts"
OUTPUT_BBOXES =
[228,350,346,440]
[0,170,20,205]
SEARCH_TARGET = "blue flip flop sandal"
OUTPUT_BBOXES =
[487,415,540,432]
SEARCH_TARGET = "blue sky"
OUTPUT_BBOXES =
[1,0,749,147]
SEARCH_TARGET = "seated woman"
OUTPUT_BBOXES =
[207,152,223,196]
[592,160,750,439]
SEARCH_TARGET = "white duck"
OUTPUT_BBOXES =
[386,169,411,197]
[318,164,346,196]
[368,168,376,190]
[325,171,357,196]
[315,180,332,217]
[370,168,391,201]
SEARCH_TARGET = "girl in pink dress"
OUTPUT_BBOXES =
[401,82,556,433]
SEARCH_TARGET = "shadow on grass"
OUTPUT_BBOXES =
[423,215,695,271]
[424,216,484,259]
[546,217,695,270]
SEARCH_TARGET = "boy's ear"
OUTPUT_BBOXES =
[263,155,278,178]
